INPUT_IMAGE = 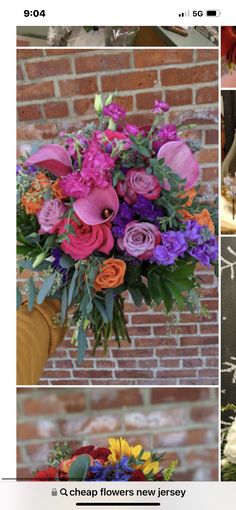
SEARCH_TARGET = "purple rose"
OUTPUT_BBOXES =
[103,102,126,122]
[153,245,177,266]
[37,199,66,234]
[118,221,161,260]
[161,231,188,257]
[153,100,170,114]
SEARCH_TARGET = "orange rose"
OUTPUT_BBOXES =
[179,187,197,207]
[94,258,126,291]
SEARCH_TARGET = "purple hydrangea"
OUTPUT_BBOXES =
[103,102,126,123]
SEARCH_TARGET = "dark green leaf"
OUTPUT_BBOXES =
[129,286,143,307]
[27,277,36,312]
[94,298,109,324]
[159,278,173,312]
[105,289,114,322]
[17,245,32,256]
[148,272,162,306]
[37,273,57,305]
[69,454,91,481]
[166,280,185,309]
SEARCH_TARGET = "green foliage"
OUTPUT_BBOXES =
[69,454,91,481]
[163,460,178,481]
[222,462,236,481]
[48,442,72,468]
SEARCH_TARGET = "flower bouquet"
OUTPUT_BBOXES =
[222,405,236,481]
[33,437,177,481]
[17,95,218,362]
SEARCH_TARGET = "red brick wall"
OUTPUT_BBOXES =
[17,48,219,385]
[17,387,218,481]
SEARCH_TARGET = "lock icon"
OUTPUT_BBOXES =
[51,488,58,496]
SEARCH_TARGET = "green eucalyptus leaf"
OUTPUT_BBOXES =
[68,269,78,307]
[37,273,57,305]
[69,454,91,481]
[60,286,68,323]
[17,287,22,309]
[77,326,88,363]
[27,277,36,312]
[59,254,74,269]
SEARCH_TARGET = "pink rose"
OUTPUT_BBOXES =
[59,218,114,260]
[116,169,161,205]
[118,221,161,260]
[37,199,66,234]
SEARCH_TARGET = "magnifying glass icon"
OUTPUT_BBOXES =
[60,488,68,496]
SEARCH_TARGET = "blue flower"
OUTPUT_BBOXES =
[88,456,134,481]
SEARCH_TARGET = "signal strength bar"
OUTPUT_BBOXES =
[178,10,190,17]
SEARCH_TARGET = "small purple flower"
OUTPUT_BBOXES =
[153,245,177,265]
[103,102,126,123]
[184,220,202,243]
[161,230,188,257]
[153,124,180,152]
[153,100,170,115]
[17,164,38,175]
[112,202,134,238]
[133,195,164,223]
[51,247,67,281]
[188,233,218,267]
[89,456,133,481]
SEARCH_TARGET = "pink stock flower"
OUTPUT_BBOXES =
[24,144,72,177]
[153,100,170,114]
[103,102,126,122]
[59,218,114,260]
[81,141,115,187]
[116,169,161,205]
[73,185,119,226]
[118,221,161,260]
[157,140,200,190]
[37,199,66,234]
[59,172,91,198]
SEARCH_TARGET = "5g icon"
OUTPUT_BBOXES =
[193,10,204,16]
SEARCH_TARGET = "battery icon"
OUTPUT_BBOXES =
[206,9,221,16]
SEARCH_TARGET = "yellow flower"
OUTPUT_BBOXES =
[107,437,160,476]
[108,438,142,464]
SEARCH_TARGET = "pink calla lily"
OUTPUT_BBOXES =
[73,185,119,225]
[157,141,200,190]
[24,144,73,177]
